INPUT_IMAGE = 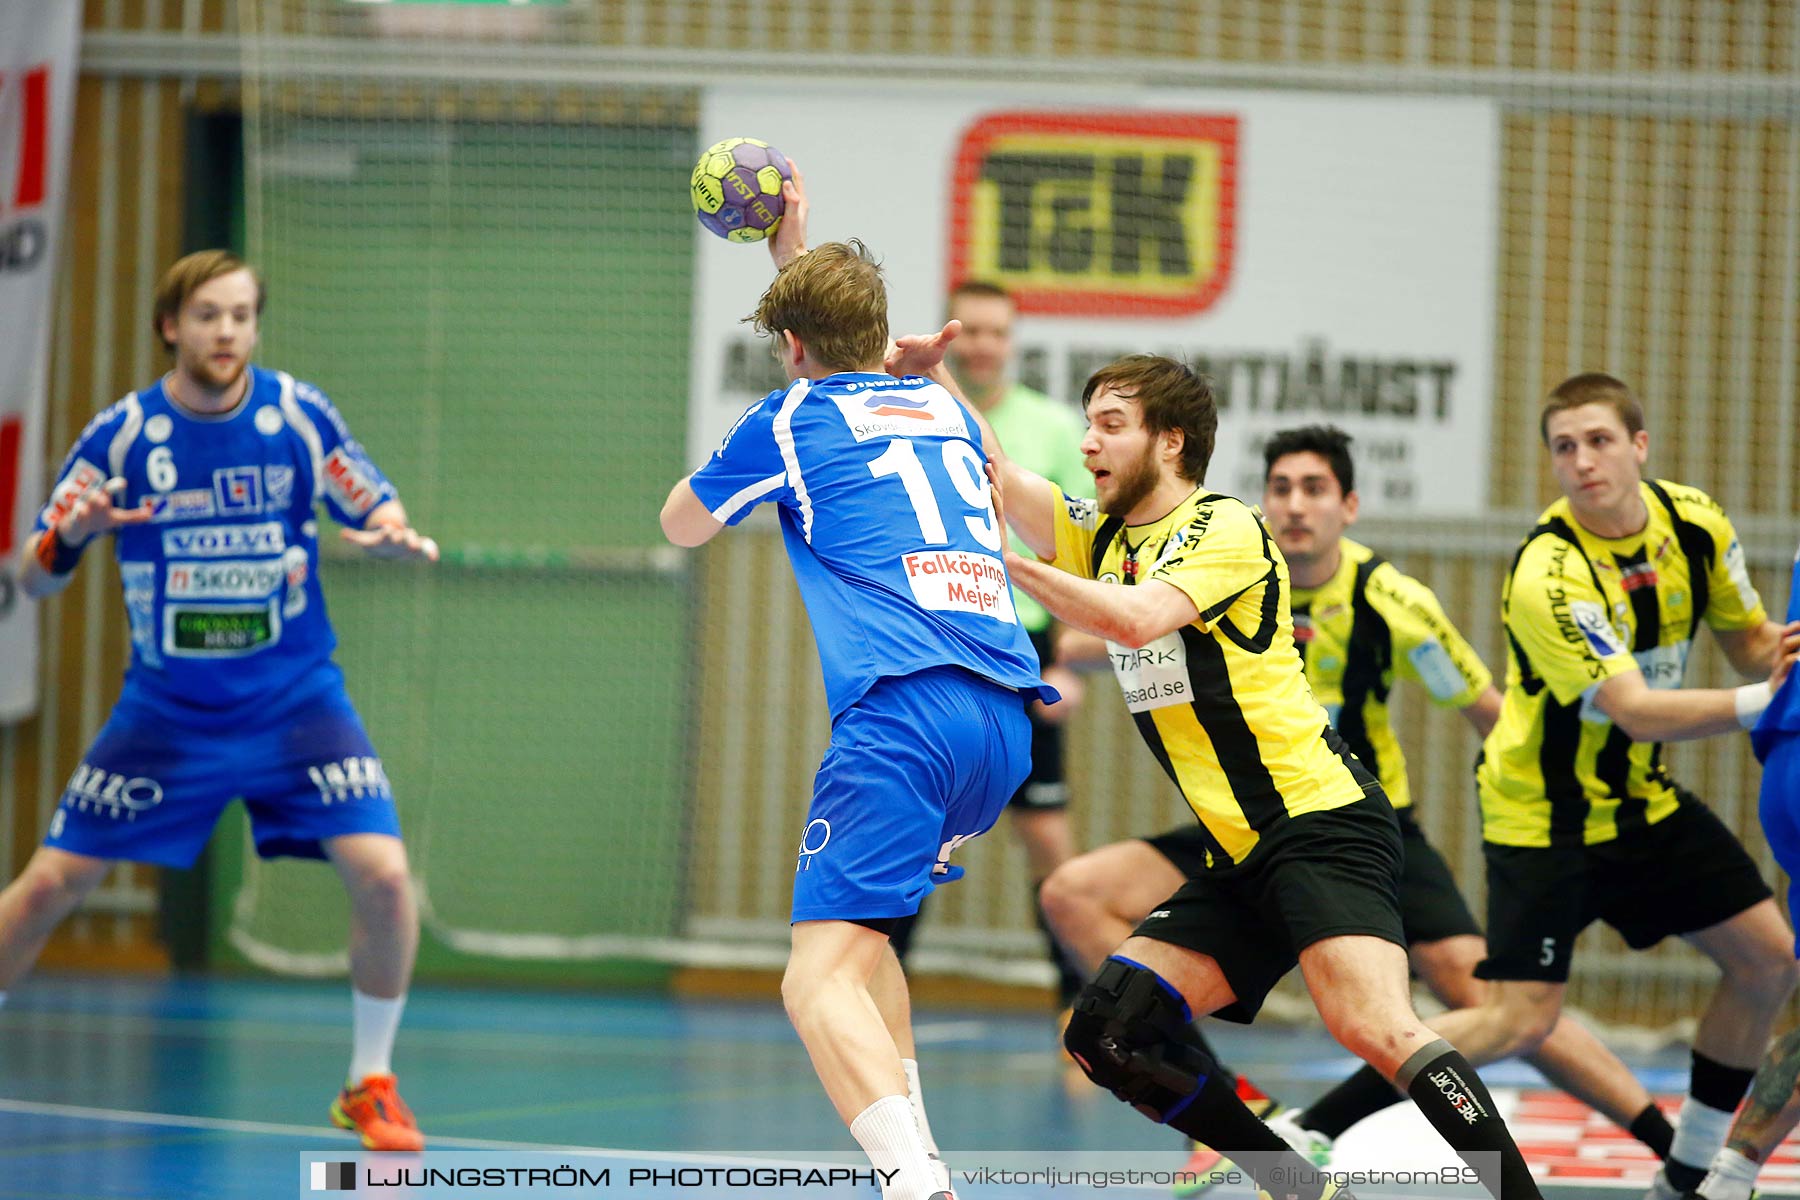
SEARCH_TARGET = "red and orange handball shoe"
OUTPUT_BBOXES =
[331,1073,424,1151]
[1235,1073,1282,1120]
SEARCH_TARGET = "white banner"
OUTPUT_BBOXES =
[689,87,1498,516]
[0,1,79,722]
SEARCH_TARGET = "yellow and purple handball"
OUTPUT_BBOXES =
[690,137,792,243]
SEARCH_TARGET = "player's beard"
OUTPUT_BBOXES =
[189,351,247,393]
[1105,441,1162,519]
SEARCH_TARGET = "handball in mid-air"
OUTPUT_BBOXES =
[691,137,792,243]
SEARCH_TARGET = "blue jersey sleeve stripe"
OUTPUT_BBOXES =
[106,393,145,478]
[710,471,786,523]
[771,378,815,543]
[276,372,324,509]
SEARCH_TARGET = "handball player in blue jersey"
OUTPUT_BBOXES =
[7,251,439,1151]
[661,171,1051,1200]
[1676,560,1800,1200]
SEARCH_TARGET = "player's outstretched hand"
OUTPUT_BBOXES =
[341,524,440,562]
[886,320,961,379]
[60,478,153,546]
[769,159,809,270]
[1771,620,1800,693]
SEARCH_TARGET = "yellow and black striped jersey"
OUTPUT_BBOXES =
[1050,485,1379,868]
[1292,539,1492,812]
[1478,480,1766,848]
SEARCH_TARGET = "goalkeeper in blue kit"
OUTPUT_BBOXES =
[5,251,438,1151]
[661,169,1052,1200]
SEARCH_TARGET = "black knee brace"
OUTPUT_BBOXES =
[1062,956,1217,1123]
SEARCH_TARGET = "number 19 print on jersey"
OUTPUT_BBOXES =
[686,372,1051,718]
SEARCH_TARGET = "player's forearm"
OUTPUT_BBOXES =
[660,476,724,548]
[19,531,76,599]
[1005,553,1158,648]
[1598,683,1746,743]
[1717,620,1784,681]
[1459,687,1503,738]
[1055,627,1111,670]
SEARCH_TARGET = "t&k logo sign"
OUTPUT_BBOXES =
[949,111,1238,317]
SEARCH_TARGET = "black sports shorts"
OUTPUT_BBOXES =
[1008,631,1069,812]
[1146,803,1479,948]
[1134,793,1405,1023]
[1476,794,1771,983]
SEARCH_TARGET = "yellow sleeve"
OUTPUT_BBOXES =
[1143,502,1272,631]
[1369,565,1492,708]
[1048,485,1101,580]
[1695,504,1767,633]
[1505,538,1637,706]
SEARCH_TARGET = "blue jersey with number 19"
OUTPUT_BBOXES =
[688,372,1052,718]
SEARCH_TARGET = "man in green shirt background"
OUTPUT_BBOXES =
[888,281,1093,1018]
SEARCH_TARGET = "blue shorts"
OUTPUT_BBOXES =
[45,670,401,868]
[791,666,1032,924]
[1759,732,1800,957]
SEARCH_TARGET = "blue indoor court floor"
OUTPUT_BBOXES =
[0,973,1785,1199]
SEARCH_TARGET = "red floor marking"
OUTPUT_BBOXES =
[1514,1090,1800,1186]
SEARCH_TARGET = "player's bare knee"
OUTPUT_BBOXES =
[1727,950,1800,1010]
[1490,993,1558,1056]
[9,871,67,923]
[1510,1010,1557,1057]
[1428,972,1487,1011]
[1414,941,1487,1010]
[779,962,829,1029]
[1038,862,1097,930]
[12,858,99,925]
[1323,1012,1411,1068]
[348,861,413,923]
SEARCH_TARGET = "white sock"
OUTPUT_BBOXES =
[901,1058,947,1186]
[1671,1097,1737,1170]
[849,1094,942,1200]
[348,989,406,1084]
[1698,1148,1760,1200]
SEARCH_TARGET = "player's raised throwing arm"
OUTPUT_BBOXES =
[886,322,1060,560]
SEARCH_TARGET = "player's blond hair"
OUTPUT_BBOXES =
[153,250,264,351]
[1540,372,1645,444]
[748,241,888,374]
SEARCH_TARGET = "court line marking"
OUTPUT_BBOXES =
[0,1009,804,1058]
[0,1099,848,1167]
[911,1021,990,1043]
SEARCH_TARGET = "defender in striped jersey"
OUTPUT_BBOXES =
[1418,374,1800,1200]
[1042,426,1671,1190]
[4,251,438,1151]
[888,331,1546,1200]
